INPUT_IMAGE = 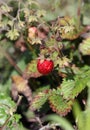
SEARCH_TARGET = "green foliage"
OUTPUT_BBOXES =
[73,100,90,130]
[44,114,74,130]
[60,79,75,99]
[60,66,90,100]
[48,89,73,116]
[30,91,49,110]
[6,28,20,40]
[0,0,90,129]
[0,93,21,129]
[25,60,37,74]
[57,16,86,40]
[30,66,90,116]
[79,38,90,55]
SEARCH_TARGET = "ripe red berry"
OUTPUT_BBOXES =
[37,59,54,75]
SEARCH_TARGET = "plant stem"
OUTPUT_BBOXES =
[0,45,23,76]
[0,116,11,130]
[16,95,23,107]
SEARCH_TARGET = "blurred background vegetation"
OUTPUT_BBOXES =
[0,0,90,130]
[0,0,90,87]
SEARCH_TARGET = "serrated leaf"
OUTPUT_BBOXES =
[0,93,16,126]
[60,26,86,40]
[30,91,49,110]
[79,38,90,55]
[24,60,42,78]
[0,93,16,108]
[60,79,75,99]
[28,15,38,23]
[36,10,46,17]
[35,85,50,93]
[69,69,90,99]
[25,60,37,73]
[18,21,25,28]
[58,16,86,40]
[6,113,21,129]
[60,67,90,100]
[49,89,73,116]
[6,29,19,40]
[0,107,8,126]
[31,38,42,45]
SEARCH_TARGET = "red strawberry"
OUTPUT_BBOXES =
[37,59,54,75]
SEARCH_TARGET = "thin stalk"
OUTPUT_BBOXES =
[0,116,11,130]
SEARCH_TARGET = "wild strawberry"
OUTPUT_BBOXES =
[28,27,37,39]
[37,59,54,75]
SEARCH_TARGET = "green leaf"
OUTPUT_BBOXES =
[7,114,21,129]
[60,67,90,100]
[0,107,8,126]
[69,69,90,99]
[58,16,86,40]
[6,28,19,40]
[73,109,90,130]
[24,59,42,78]
[28,15,38,23]
[79,38,90,55]
[0,93,16,126]
[49,89,73,116]
[0,18,9,28]
[35,85,50,93]
[29,38,42,45]
[44,114,74,130]
[36,10,46,17]
[30,91,49,110]
[60,79,75,99]
[25,60,37,74]
[0,93,16,108]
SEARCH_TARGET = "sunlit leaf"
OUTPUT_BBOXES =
[36,10,46,17]
[79,38,90,55]
[28,15,38,23]
[58,16,87,40]
[6,29,19,40]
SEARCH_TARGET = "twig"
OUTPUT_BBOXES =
[0,116,11,130]
[35,117,43,128]
[16,95,23,107]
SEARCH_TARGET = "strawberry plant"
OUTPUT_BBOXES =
[0,0,90,130]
